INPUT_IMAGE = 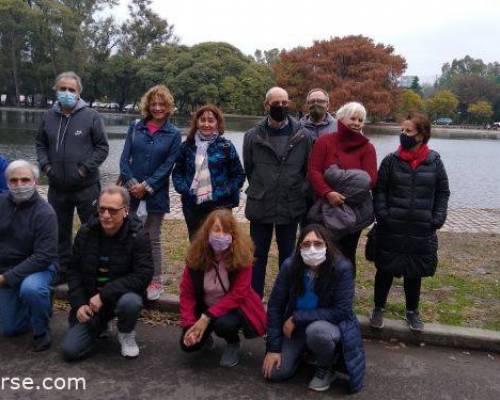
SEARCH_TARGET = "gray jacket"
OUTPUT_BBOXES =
[299,112,337,139]
[36,99,109,191]
[243,117,313,224]
[308,165,374,240]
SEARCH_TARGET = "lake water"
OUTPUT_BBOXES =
[1,109,499,209]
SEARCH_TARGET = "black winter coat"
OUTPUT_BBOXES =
[373,150,450,277]
[243,117,313,224]
[67,215,153,313]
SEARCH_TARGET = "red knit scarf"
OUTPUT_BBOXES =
[398,144,430,170]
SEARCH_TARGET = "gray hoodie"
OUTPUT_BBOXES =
[299,112,337,139]
[36,99,109,191]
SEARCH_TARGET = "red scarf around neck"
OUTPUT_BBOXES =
[398,144,430,170]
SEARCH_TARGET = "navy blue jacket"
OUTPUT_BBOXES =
[119,119,182,213]
[0,154,8,193]
[0,191,58,287]
[172,135,245,208]
[266,256,365,393]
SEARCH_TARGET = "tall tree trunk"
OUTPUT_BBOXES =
[9,32,20,107]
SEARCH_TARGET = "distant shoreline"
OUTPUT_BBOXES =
[1,106,499,140]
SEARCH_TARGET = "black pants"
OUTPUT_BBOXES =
[48,183,100,275]
[180,310,253,353]
[250,222,298,298]
[335,230,362,278]
[374,270,422,311]
[182,202,231,241]
[62,292,143,361]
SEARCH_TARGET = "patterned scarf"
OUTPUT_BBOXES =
[190,131,218,204]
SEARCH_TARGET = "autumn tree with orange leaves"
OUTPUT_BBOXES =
[273,35,407,119]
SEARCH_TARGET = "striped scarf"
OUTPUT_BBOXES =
[190,131,218,204]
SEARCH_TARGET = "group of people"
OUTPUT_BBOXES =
[0,70,450,394]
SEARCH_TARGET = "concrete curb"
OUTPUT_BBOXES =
[54,285,500,354]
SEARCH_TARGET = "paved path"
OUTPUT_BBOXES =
[0,311,499,400]
[37,186,500,234]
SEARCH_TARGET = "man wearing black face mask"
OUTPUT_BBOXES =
[243,87,313,298]
[0,160,58,352]
[299,88,337,140]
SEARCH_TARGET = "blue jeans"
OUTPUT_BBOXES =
[250,222,298,298]
[0,265,57,337]
[268,320,341,381]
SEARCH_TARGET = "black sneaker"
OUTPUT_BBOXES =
[370,307,384,329]
[32,330,52,352]
[406,311,424,332]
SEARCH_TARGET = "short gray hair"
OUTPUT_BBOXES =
[5,159,39,181]
[53,71,83,93]
[99,185,130,207]
[336,101,367,122]
[306,88,329,101]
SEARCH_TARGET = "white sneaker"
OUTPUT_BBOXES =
[117,330,139,358]
[146,280,164,301]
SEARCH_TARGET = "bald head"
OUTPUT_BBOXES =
[265,87,289,105]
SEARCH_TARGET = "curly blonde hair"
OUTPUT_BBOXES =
[186,209,254,272]
[139,85,175,119]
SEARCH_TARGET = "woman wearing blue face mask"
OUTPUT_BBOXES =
[370,113,450,332]
[263,224,365,394]
[179,209,267,368]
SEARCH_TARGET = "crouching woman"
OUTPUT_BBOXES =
[262,224,365,393]
[179,209,267,367]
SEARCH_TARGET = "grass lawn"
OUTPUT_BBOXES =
[160,220,500,331]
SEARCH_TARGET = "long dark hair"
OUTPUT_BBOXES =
[291,224,341,296]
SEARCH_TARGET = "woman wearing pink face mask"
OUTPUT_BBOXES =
[179,209,267,367]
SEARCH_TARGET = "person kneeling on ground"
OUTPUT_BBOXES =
[0,160,58,352]
[262,224,365,393]
[179,209,267,367]
[61,185,153,361]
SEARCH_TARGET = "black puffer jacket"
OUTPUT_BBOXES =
[243,117,313,224]
[373,150,450,277]
[67,215,153,312]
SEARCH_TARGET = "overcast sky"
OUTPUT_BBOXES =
[113,0,500,84]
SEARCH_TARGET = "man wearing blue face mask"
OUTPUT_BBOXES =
[0,160,58,352]
[36,71,109,283]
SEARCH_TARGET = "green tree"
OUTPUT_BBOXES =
[394,89,424,120]
[410,76,422,96]
[468,100,493,124]
[0,0,34,105]
[425,90,459,120]
[120,0,177,59]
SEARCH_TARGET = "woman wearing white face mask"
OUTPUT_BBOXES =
[179,209,267,368]
[263,224,365,394]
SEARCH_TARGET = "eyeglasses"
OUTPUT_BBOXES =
[300,240,326,250]
[59,86,77,93]
[98,206,125,216]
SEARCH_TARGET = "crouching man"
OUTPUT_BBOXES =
[61,185,153,361]
[0,160,58,352]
